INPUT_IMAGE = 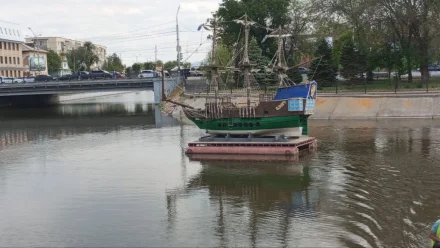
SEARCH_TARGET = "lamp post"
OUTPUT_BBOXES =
[28,28,41,75]
[176,5,182,89]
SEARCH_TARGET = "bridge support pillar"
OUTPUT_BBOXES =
[153,78,178,104]
[153,79,162,105]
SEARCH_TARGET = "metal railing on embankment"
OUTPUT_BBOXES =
[184,77,440,96]
[319,78,440,94]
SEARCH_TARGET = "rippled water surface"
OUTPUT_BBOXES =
[0,92,438,247]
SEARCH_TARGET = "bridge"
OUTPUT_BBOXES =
[0,78,178,106]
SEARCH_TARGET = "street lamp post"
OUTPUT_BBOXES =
[176,5,182,89]
[28,27,41,75]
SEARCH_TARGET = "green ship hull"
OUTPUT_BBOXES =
[187,115,309,136]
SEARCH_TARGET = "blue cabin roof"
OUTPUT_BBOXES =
[273,81,317,100]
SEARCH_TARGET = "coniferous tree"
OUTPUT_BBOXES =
[307,38,336,83]
[287,57,303,84]
[340,38,357,79]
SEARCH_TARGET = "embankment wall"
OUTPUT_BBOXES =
[312,95,440,119]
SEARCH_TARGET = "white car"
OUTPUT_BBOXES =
[0,76,13,84]
[23,77,35,83]
[13,78,24,83]
[138,70,156,78]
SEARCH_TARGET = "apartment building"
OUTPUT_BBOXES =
[25,36,107,69]
[0,20,24,77]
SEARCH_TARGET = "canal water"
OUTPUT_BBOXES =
[0,91,438,247]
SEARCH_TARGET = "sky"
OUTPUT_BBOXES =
[2,0,222,66]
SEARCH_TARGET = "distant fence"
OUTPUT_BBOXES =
[184,76,440,95]
[319,78,440,93]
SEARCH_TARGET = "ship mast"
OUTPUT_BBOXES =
[264,27,291,87]
[211,14,220,103]
[235,14,255,107]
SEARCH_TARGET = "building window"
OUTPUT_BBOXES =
[17,57,20,65]
[0,57,2,64]
[13,57,16,64]
[9,57,11,64]
[0,42,2,49]
[4,56,7,64]
[8,29,11,35]
[8,43,10,50]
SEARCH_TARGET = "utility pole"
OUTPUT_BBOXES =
[155,45,157,64]
[176,5,182,89]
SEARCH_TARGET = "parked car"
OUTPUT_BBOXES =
[13,77,24,83]
[23,77,35,83]
[59,71,91,81]
[35,74,54,82]
[90,70,112,79]
[138,70,157,78]
[0,76,13,84]
[111,71,126,79]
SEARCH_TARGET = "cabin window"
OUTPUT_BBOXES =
[256,122,261,126]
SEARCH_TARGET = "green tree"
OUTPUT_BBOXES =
[340,38,357,79]
[248,38,270,69]
[103,53,124,72]
[216,0,291,56]
[164,61,177,70]
[47,50,62,74]
[82,42,100,70]
[66,42,100,72]
[143,62,155,70]
[307,38,336,83]
[162,60,191,70]
[132,63,142,74]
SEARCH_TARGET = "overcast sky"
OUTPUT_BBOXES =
[2,0,221,66]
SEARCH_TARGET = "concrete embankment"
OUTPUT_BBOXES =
[312,93,440,119]
[164,90,440,120]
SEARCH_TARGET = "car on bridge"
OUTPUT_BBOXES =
[111,71,126,79]
[12,78,24,83]
[90,70,113,79]
[0,76,13,84]
[138,70,158,78]
[35,74,54,82]
[59,71,91,81]
[23,77,35,83]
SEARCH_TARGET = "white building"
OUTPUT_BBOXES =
[0,20,25,77]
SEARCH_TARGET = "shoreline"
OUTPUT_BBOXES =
[163,88,440,120]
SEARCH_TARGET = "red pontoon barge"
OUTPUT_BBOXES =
[185,135,317,156]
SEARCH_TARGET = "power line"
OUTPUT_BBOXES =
[77,20,176,40]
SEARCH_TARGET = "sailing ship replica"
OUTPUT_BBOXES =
[165,15,317,137]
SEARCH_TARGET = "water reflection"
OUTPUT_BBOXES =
[167,153,320,247]
[0,102,165,150]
